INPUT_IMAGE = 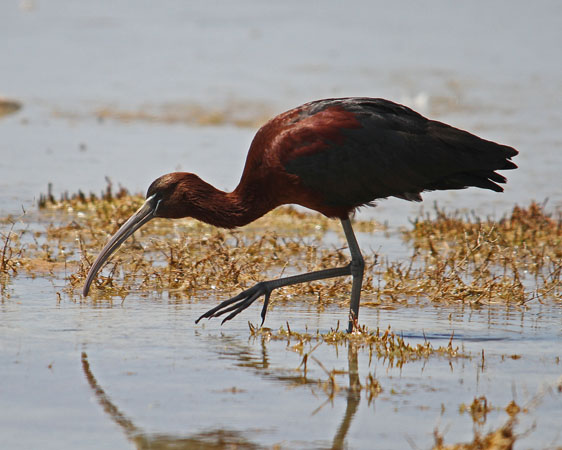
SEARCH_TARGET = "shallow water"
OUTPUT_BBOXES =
[2,276,561,449]
[1,1,561,449]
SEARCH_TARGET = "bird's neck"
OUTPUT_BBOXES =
[181,178,272,229]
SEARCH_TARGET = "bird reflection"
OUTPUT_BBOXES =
[331,344,361,450]
[81,341,368,449]
[81,352,260,450]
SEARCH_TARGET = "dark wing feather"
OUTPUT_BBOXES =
[283,98,518,209]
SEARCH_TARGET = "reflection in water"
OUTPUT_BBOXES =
[81,343,365,449]
[331,344,361,450]
[81,352,261,450]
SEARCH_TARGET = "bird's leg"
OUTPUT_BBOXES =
[341,218,365,332]
[195,265,352,326]
[195,218,364,330]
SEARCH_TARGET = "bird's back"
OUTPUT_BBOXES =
[239,98,518,219]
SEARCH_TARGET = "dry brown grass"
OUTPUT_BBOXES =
[432,397,538,450]
[251,322,463,369]
[398,202,561,306]
[0,98,22,118]
[2,184,559,313]
[433,419,516,450]
[52,99,274,128]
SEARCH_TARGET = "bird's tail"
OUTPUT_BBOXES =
[427,122,518,193]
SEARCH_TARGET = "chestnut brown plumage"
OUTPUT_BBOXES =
[83,98,518,332]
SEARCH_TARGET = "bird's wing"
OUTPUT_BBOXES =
[281,98,517,209]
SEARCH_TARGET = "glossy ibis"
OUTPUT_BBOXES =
[83,97,518,332]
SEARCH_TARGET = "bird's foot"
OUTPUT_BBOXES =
[195,282,273,326]
[347,311,359,333]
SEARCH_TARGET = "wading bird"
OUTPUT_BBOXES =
[83,98,518,332]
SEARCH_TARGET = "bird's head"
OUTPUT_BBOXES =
[145,172,209,219]
[82,172,201,296]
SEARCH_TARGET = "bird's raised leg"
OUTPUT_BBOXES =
[195,218,365,330]
[195,266,351,326]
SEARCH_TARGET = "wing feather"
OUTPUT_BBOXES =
[282,98,518,208]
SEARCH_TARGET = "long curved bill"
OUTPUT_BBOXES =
[82,194,159,296]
